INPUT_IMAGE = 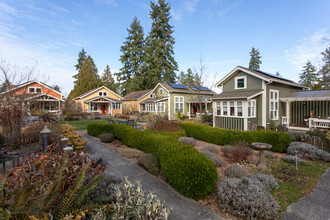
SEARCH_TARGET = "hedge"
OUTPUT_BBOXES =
[87,123,218,199]
[180,123,291,153]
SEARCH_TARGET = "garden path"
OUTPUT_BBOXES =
[281,167,330,220]
[81,131,225,220]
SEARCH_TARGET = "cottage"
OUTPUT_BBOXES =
[73,86,122,115]
[0,80,65,115]
[211,66,330,131]
[122,89,152,114]
[141,83,215,119]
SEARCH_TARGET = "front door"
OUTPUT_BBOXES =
[101,104,106,114]
[193,106,197,116]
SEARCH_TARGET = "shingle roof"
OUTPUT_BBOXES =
[186,96,212,103]
[280,89,330,101]
[123,89,152,101]
[159,83,216,95]
[212,90,263,100]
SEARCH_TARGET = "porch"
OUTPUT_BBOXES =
[186,96,212,119]
[140,97,168,114]
[280,90,330,131]
[85,96,122,115]
[27,93,63,115]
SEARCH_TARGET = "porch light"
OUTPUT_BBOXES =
[40,125,52,152]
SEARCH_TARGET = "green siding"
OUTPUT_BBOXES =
[222,71,262,92]
[215,116,244,130]
[290,100,330,125]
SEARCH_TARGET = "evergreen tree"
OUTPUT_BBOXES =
[71,56,100,97]
[101,65,118,93]
[319,47,330,89]
[0,79,11,92]
[142,0,178,85]
[73,48,87,83]
[177,68,196,86]
[249,47,262,70]
[117,17,145,95]
[299,61,318,89]
[52,85,61,93]
[275,71,280,76]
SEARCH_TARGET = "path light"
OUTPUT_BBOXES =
[40,125,52,152]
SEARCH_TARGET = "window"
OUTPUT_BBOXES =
[112,103,121,110]
[28,87,42,93]
[124,104,126,108]
[36,88,42,93]
[90,103,97,111]
[223,102,228,115]
[159,89,163,96]
[235,76,246,89]
[269,90,279,120]
[143,104,146,111]
[237,101,242,116]
[145,103,155,112]
[157,102,165,112]
[44,102,50,111]
[99,92,102,96]
[174,96,184,113]
[216,102,221,115]
[99,91,108,96]
[29,87,35,93]
[150,93,154,98]
[230,102,235,116]
[248,100,256,117]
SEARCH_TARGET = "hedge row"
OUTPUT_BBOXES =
[87,123,218,199]
[181,123,292,153]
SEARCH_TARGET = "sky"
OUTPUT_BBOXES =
[0,0,329,95]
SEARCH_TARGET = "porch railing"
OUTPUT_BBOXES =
[309,118,330,129]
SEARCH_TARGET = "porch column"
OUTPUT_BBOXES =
[286,101,291,126]
[205,102,208,114]
[212,101,216,127]
[188,103,191,118]
[108,104,110,115]
[58,101,60,114]
[155,102,158,114]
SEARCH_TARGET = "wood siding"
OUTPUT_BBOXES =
[215,116,245,130]
[290,101,330,125]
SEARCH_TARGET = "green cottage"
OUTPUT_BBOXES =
[140,83,215,120]
[212,66,330,131]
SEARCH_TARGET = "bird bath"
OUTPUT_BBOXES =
[252,142,272,169]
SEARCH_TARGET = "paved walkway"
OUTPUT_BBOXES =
[281,167,330,220]
[83,132,224,220]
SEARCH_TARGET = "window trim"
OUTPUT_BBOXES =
[99,91,108,96]
[269,89,279,120]
[235,76,247,89]
[159,88,163,96]
[157,102,165,112]
[174,96,184,114]
[248,99,257,118]
[28,87,43,93]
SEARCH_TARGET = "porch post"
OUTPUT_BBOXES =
[205,102,208,114]
[286,101,291,126]
[58,101,60,114]
[188,103,191,119]
[155,102,158,114]
[108,103,110,115]
[213,101,216,127]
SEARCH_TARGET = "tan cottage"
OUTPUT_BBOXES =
[122,89,152,114]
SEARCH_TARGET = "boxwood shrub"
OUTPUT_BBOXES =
[87,123,218,199]
[180,123,291,153]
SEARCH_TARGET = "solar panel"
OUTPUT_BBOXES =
[168,83,188,89]
[194,86,212,91]
[190,86,198,91]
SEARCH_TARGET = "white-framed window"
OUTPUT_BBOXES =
[235,76,247,89]
[269,90,279,120]
[248,99,256,117]
[145,103,155,112]
[157,102,165,112]
[90,103,97,111]
[216,102,221,115]
[237,101,242,116]
[230,101,235,116]
[112,103,121,110]
[174,96,184,114]
[159,88,163,96]
[28,87,42,93]
[150,93,154,98]
[99,91,108,96]
[223,102,228,115]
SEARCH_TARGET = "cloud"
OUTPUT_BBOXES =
[183,0,200,13]
[285,28,330,70]
[171,0,200,22]
[93,0,118,7]
[216,1,243,18]
[0,2,18,16]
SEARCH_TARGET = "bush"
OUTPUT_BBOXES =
[221,145,235,157]
[87,123,218,199]
[225,164,247,178]
[201,114,213,124]
[217,177,280,220]
[181,123,292,152]
[203,145,219,153]
[282,155,307,165]
[232,142,253,163]
[264,150,275,158]
[90,176,123,204]
[287,142,330,162]
[64,116,79,121]
[99,133,114,143]
[138,154,160,175]
[61,124,86,151]
[201,149,226,167]
[306,129,327,140]
[0,135,5,149]
[150,120,181,132]
[249,173,279,191]
[178,137,196,146]
[288,131,311,142]
[144,129,186,139]
[327,131,330,142]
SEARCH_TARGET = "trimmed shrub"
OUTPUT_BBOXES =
[287,142,330,162]
[178,137,196,146]
[144,129,186,139]
[306,129,327,140]
[201,150,226,167]
[181,123,292,152]
[203,145,219,153]
[282,155,307,165]
[217,177,280,219]
[138,154,160,175]
[87,123,218,199]
[99,133,114,143]
[249,173,279,191]
[225,164,246,178]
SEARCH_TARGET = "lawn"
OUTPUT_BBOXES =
[59,119,108,131]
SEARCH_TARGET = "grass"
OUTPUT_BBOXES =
[59,119,144,131]
[259,157,330,212]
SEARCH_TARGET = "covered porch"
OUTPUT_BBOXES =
[280,90,330,131]
[85,96,122,115]
[140,97,168,114]
[186,96,212,119]
[26,93,63,115]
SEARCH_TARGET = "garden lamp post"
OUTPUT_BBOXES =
[40,125,52,152]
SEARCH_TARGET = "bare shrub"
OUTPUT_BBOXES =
[282,155,307,165]
[150,120,180,132]
[178,137,196,146]
[221,145,234,157]
[225,164,246,178]
[203,145,219,153]
[232,145,253,163]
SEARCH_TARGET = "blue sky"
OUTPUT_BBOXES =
[0,0,329,94]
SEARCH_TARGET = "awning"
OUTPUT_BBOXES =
[280,90,330,101]
[211,90,263,100]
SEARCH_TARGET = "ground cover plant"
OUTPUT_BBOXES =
[87,123,218,199]
[287,142,330,162]
[181,123,292,152]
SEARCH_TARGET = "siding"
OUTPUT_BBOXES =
[14,82,62,99]
[215,116,245,130]
[222,71,262,92]
[290,100,330,125]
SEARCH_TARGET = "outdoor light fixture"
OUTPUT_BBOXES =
[40,125,52,152]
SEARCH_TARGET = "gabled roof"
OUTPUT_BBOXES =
[85,96,122,103]
[123,89,152,101]
[73,86,123,100]
[215,66,307,89]
[280,89,330,101]
[25,93,64,101]
[0,80,65,97]
[211,90,264,100]
[152,82,216,95]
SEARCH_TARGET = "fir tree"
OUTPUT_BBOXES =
[73,48,87,83]
[72,56,100,97]
[117,17,145,95]
[275,71,280,76]
[142,0,178,85]
[177,68,196,86]
[249,47,262,70]
[0,79,11,92]
[52,85,61,93]
[299,61,318,89]
[319,47,330,89]
[101,65,118,93]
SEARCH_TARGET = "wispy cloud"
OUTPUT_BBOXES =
[183,0,200,13]
[171,0,200,21]
[93,0,118,7]
[285,28,330,70]
[216,1,243,18]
